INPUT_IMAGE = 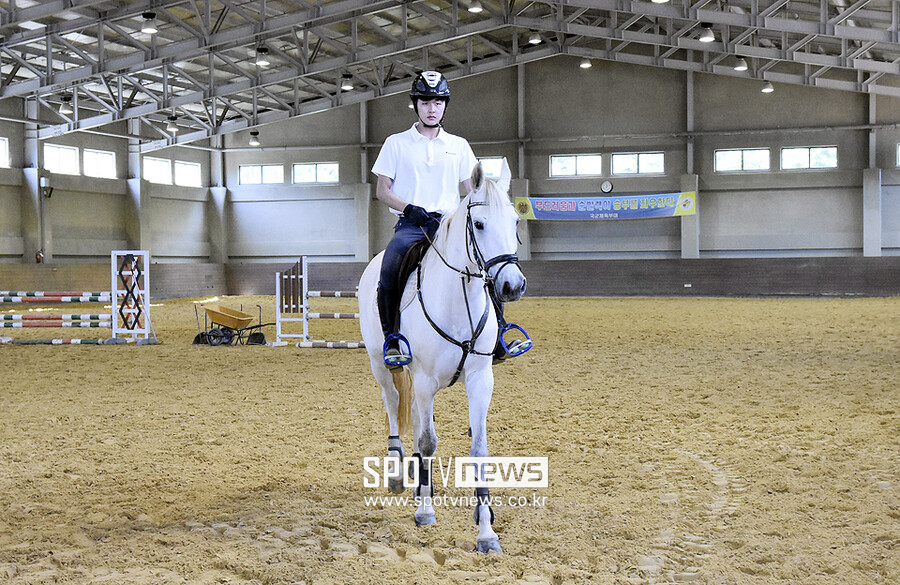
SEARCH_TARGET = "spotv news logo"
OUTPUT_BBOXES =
[363,456,549,489]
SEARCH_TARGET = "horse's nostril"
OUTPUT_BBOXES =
[502,282,512,297]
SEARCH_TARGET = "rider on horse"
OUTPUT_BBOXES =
[372,71,529,369]
[372,71,476,368]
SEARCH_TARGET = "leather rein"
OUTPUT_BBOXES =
[417,201,521,386]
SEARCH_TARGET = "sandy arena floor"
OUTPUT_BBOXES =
[0,295,898,585]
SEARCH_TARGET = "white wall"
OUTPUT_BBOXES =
[227,183,368,262]
[149,184,210,262]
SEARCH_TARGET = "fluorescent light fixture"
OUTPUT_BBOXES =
[651,0,670,3]
[141,12,158,35]
[255,46,270,67]
[341,74,354,91]
[249,130,261,147]
[761,81,775,93]
[58,95,73,115]
[580,58,592,69]
[699,24,715,43]
[166,116,178,133]
[734,57,749,71]
[528,32,541,45]
[468,1,483,13]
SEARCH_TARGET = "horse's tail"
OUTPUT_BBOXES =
[389,367,413,437]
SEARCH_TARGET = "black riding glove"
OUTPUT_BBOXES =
[403,204,432,227]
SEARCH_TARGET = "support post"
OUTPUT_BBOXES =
[517,64,526,180]
[681,174,700,259]
[355,184,370,261]
[208,135,228,263]
[511,178,531,261]
[125,119,149,250]
[209,187,229,263]
[22,99,43,263]
[863,168,882,257]
[686,71,695,175]
[869,93,877,169]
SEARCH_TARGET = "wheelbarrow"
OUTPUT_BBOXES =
[193,304,270,346]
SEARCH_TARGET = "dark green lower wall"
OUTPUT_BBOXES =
[2,258,898,300]
[224,257,900,298]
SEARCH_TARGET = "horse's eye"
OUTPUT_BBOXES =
[474,220,485,230]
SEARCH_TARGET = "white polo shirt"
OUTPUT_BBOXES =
[372,123,477,216]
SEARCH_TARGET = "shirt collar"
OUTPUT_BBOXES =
[409,122,446,143]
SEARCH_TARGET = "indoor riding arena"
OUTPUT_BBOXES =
[1,2,899,585]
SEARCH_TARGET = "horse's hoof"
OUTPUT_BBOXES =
[476,538,502,554]
[388,478,405,494]
[414,512,436,526]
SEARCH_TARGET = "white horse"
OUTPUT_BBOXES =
[358,160,528,553]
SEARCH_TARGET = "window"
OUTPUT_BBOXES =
[714,148,770,172]
[478,157,505,179]
[0,137,9,168]
[240,164,284,185]
[143,156,172,184]
[292,162,339,184]
[781,146,837,170]
[611,152,665,175]
[44,143,80,175]
[897,144,900,167]
[174,161,202,187]
[550,154,603,177]
[83,149,116,179]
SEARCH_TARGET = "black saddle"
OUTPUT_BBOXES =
[397,237,432,292]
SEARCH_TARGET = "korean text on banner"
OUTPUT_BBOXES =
[515,192,696,221]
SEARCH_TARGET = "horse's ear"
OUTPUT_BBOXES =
[496,158,511,196]
[470,161,484,193]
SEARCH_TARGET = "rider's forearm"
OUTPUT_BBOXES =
[376,175,409,213]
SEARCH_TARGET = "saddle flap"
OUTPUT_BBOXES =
[397,239,430,312]
[398,238,431,289]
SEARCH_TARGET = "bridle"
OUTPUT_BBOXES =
[425,200,522,284]
[417,199,521,386]
[465,201,522,288]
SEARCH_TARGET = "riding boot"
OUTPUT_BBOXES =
[377,284,396,338]
[377,285,411,367]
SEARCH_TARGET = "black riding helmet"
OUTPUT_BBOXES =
[411,71,450,128]
[411,71,450,103]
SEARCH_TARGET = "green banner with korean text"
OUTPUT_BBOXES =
[515,192,696,221]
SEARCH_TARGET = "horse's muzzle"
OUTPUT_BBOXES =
[496,268,526,303]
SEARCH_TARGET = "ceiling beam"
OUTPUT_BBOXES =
[0,0,404,99]
[37,15,508,139]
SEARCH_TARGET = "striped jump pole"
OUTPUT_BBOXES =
[1,321,111,328]
[0,336,127,345]
[297,340,365,349]
[273,256,365,349]
[1,295,110,303]
[307,312,361,319]
[307,291,359,298]
[0,291,109,297]
[1,314,111,321]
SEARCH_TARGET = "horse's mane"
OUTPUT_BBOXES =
[433,178,510,253]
